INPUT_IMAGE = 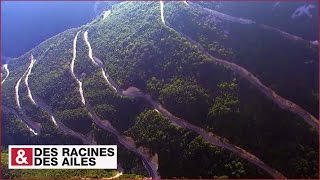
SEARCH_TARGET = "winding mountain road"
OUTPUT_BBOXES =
[101,80,287,179]
[160,1,165,25]
[1,64,9,84]
[160,2,318,176]
[84,31,99,67]
[32,94,96,145]
[124,87,288,179]
[3,2,315,179]
[102,10,111,20]
[14,58,42,135]
[25,55,37,105]
[21,51,95,144]
[186,2,318,46]
[84,9,285,177]
[71,31,87,104]
[70,30,159,179]
[15,67,28,110]
[162,1,318,130]
[3,105,38,135]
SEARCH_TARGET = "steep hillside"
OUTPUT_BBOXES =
[195,1,318,41]
[2,1,318,179]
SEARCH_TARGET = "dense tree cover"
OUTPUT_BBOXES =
[163,3,318,178]
[89,2,207,90]
[19,82,51,123]
[2,29,93,141]
[182,137,268,178]
[33,121,83,145]
[55,108,93,134]
[196,2,318,41]
[83,71,148,132]
[228,23,318,116]
[208,79,318,178]
[2,112,81,146]
[74,32,149,132]
[158,78,211,122]
[2,113,35,145]
[2,27,75,110]
[166,1,318,116]
[165,2,235,60]
[24,29,94,134]
[73,34,153,174]
[2,1,318,178]
[93,125,148,176]
[2,55,30,110]
[208,80,240,118]
[86,2,317,178]
[126,110,266,178]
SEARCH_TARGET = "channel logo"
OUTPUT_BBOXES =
[9,145,117,169]
[10,148,33,166]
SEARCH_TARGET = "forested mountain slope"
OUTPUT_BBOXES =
[195,1,318,41]
[2,1,318,179]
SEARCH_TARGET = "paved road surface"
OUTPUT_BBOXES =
[70,30,160,179]
[1,64,10,84]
